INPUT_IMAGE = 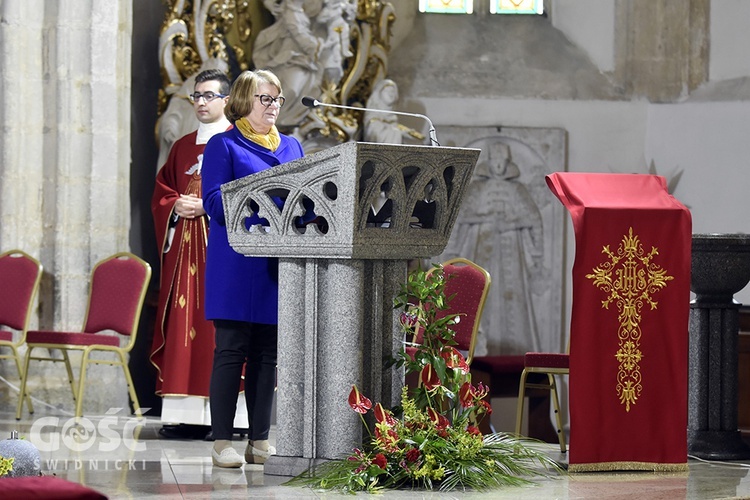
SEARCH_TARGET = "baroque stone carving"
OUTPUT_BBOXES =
[157,0,397,169]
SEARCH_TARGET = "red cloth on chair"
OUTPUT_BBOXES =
[0,476,107,499]
[547,172,691,472]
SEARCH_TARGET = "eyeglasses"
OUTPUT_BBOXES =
[188,92,227,103]
[255,94,286,108]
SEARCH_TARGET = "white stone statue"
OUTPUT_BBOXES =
[363,79,424,144]
[253,0,325,128]
[316,0,356,83]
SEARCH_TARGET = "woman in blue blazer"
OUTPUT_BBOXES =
[202,69,303,468]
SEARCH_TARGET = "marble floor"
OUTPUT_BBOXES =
[3,405,750,499]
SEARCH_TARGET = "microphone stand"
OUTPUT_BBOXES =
[302,97,440,147]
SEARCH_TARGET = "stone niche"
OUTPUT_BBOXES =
[437,126,567,356]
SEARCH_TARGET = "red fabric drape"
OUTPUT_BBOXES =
[547,172,691,472]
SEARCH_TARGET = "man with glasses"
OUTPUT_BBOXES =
[150,69,232,440]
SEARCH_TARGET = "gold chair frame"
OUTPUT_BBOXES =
[16,252,151,420]
[515,355,569,453]
[0,249,43,414]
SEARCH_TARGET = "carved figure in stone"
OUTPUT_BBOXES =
[363,79,424,144]
[252,0,325,128]
[316,0,356,84]
[442,141,545,355]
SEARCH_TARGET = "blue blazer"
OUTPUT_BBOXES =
[202,127,304,324]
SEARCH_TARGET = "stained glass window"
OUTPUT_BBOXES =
[419,0,474,14]
[490,0,544,15]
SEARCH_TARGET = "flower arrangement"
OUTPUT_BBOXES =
[287,263,562,493]
[0,456,13,478]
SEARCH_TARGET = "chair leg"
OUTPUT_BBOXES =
[515,368,529,436]
[61,350,79,405]
[12,346,33,414]
[75,350,92,420]
[547,373,567,453]
[118,351,142,419]
[16,347,33,420]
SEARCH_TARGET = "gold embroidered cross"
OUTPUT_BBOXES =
[586,227,673,411]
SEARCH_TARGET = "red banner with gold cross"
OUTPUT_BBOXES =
[546,172,691,472]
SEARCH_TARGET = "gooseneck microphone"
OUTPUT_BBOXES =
[301,96,439,146]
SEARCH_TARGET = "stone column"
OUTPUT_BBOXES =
[0,0,46,273]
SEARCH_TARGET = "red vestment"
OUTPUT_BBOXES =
[150,131,215,398]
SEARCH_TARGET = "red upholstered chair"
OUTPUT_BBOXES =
[0,249,43,414]
[515,351,569,453]
[16,252,151,420]
[405,258,491,366]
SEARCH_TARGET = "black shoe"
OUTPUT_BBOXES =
[159,424,211,440]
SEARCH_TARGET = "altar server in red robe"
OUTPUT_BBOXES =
[150,69,232,438]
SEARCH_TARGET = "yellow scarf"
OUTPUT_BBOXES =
[236,117,281,152]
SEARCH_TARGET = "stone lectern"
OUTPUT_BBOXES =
[221,142,480,476]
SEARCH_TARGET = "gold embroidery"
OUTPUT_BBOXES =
[190,327,196,340]
[179,294,186,309]
[190,263,197,276]
[586,227,673,412]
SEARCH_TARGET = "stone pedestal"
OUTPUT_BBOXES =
[221,142,480,476]
[688,233,750,460]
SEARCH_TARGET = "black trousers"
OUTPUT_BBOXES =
[209,319,277,441]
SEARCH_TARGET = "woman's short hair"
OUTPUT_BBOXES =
[225,69,282,123]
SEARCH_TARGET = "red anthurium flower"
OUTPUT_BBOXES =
[440,346,469,374]
[420,364,441,390]
[466,425,482,437]
[374,403,397,426]
[459,381,475,408]
[427,407,450,430]
[348,385,372,414]
[372,453,388,470]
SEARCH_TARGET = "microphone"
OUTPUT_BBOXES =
[301,96,439,146]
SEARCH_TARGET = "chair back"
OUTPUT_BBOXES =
[82,253,151,348]
[414,258,491,365]
[0,250,43,336]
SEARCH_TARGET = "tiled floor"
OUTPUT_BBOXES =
[3,406,750,499]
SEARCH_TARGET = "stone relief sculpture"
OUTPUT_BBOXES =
[439,128,566,357]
